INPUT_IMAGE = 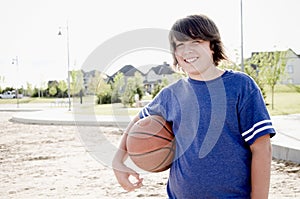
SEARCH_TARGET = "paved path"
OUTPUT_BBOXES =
[1,103,299,163]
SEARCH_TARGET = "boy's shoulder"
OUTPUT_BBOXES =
[224,69,256,84]
[223,70,260,94]
[224,69,250,78]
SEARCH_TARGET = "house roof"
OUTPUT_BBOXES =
[287,48,300,58]
[92,62,174,84]
[147,62,174,75]
[111,65,144,77]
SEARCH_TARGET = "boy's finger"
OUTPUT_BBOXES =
[133,179,143,187]
[129,169,143,181]
[125,177,144,191]
[123,181,142,192]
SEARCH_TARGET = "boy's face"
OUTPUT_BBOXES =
[174,38,214,78]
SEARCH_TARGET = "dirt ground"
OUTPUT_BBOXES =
[0,112,299,199]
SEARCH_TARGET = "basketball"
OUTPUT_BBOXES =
[127,115,175,172]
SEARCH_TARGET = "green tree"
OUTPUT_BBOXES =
[243,60,266,100]
[134,72,144,100]
[88,71,99,94]
[26,82,33,97]
[70,70,84,96]
[0,76,5,93]
[111,72,125,103]
[122,78,135,107]
[88,71,103,94]
[251,51,287,109]
[49,86,57,97]
[218,60,240,71]
[121,72,144,107]
[58,80,67,97]
[40,81,47,97]
[96,78,112,104]
[152,77,169,98]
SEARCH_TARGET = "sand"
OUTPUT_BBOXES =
[0,112,299,199]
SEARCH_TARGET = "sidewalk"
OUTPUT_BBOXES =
[1,104,299,164]
[11,108,133,128]
[270,114,300,164]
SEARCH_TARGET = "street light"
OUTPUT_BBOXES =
[58,22,71,111]
[12,56,19,108]
[240,0,245,72]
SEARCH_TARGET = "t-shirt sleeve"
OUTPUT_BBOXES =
[239,88,276,145]
[139,88,168,119]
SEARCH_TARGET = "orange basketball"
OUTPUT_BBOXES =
[127,115,175,172]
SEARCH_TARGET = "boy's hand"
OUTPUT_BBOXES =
[113,163,143,192]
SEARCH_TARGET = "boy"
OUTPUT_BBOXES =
[113,14,275,199]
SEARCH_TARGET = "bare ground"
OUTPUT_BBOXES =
[0,112,299,199]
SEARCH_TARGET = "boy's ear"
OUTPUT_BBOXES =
[210,42,215,54]
[210,42,214,50]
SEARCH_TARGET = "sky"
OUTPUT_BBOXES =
[0,0,299,88]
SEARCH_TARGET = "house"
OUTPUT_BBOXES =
[108,63,176,93]
[81,62,177,95]
[143,62,176,93]
[106,64,145,95]
[281,49,300,84]
[250,48,300,85]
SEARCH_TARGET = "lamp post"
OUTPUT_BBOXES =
[12,56,19,108]
[240,0,245,72]
[58,22,71,111]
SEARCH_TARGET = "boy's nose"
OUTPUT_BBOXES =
[183,45,193,54]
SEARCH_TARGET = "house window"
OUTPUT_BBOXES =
[287,65,294,74]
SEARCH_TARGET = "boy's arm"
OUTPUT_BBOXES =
[250,134,272,199]
[112,114,143,192]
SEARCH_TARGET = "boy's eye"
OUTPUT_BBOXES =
[193,40,204,44]
[175,43,184,49]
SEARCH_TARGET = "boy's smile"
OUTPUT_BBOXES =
[184,57,198,64]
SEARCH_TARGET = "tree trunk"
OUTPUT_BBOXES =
[271,85,274,110]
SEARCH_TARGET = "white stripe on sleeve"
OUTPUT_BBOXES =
[141,107,150,118]
[242,120,272,137]
[244,125,273,142]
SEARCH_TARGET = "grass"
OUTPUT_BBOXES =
[1,84,299,116]
[0,97,57,104]
[265,85,300,116]
[270,84,300,93]
[71,96,141,116]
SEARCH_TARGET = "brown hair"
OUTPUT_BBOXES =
[169,14,228,67]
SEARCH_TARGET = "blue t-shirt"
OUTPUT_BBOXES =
[139,70,275,199]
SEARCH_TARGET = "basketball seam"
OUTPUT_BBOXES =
[128,146,174,156]
[151,117,173,136]
[129,132,173,142]
[150,140,176,172]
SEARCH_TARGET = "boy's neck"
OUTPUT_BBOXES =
[188,67,225,81]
